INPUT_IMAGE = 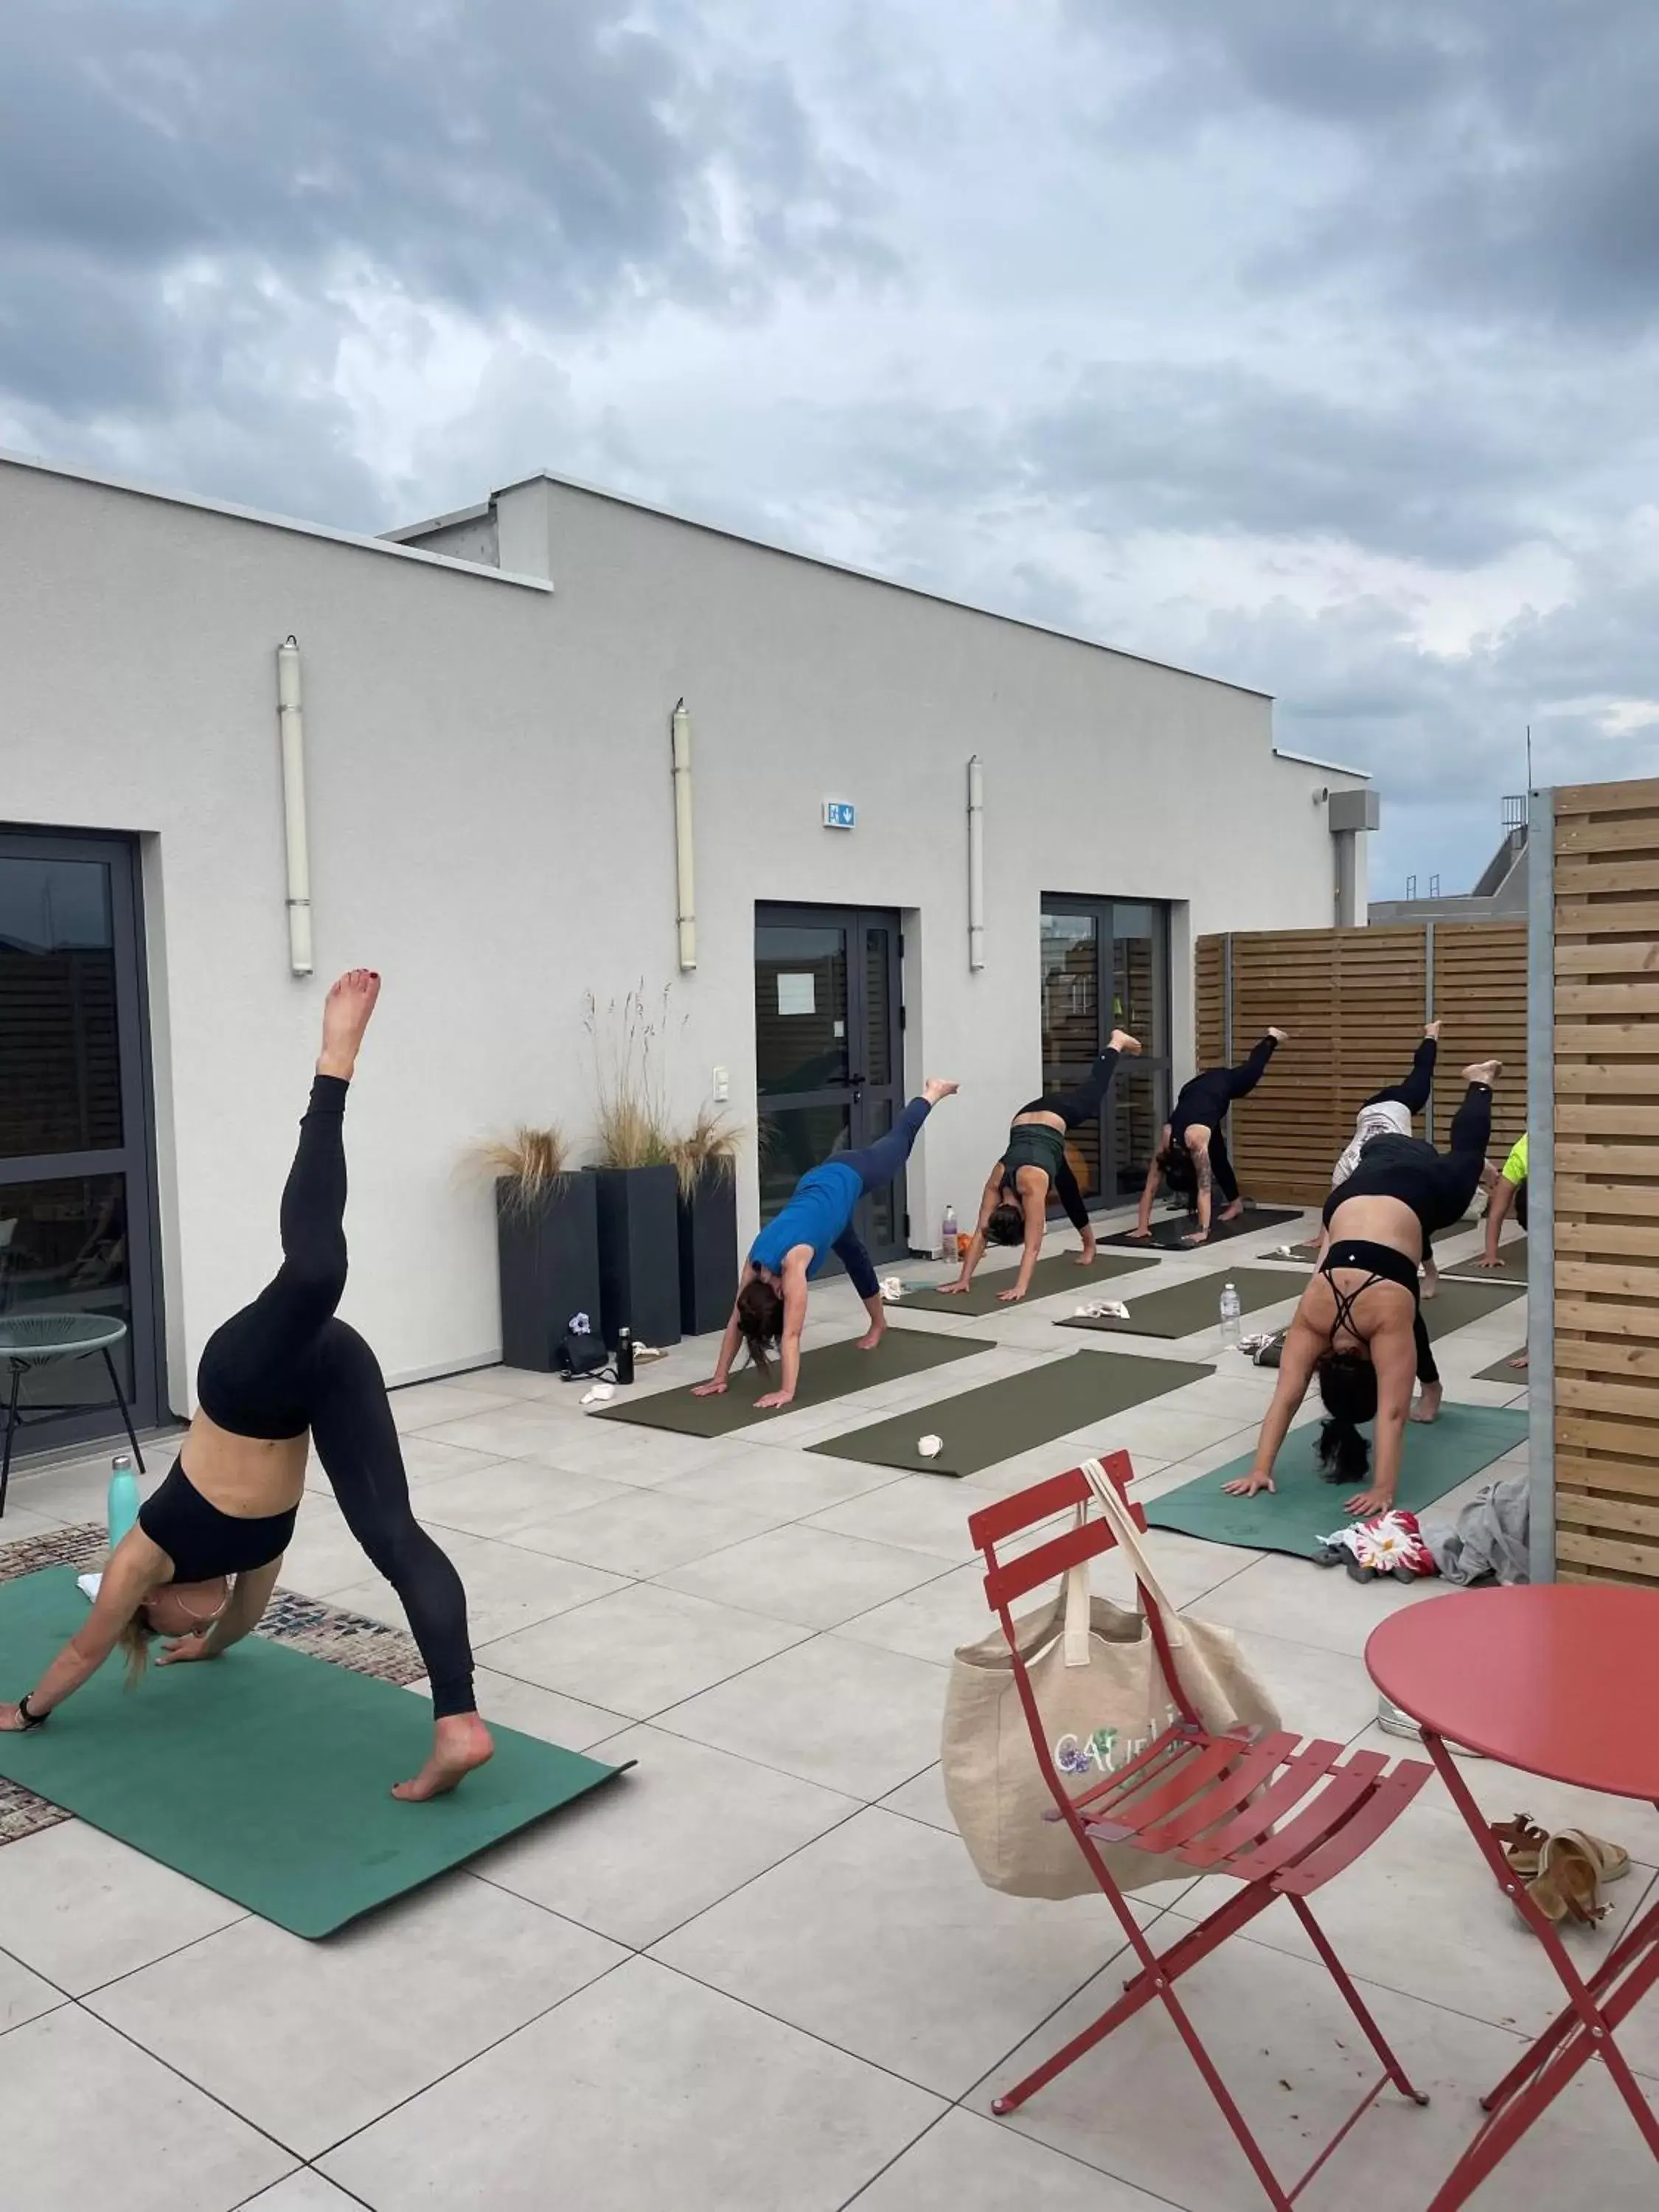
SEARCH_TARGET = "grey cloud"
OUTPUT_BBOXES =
[1091,0,1659,332]
[0,0,891,509]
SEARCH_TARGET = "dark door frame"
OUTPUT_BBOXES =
[0,826,167,1449]
[754,902,908,1264]
[1039,894,1173,1208]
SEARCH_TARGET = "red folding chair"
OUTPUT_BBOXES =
[969,1454,1436,2211]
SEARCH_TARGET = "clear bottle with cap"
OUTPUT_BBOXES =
[940,1203,959,1262]
[1218,1281,1242,1350]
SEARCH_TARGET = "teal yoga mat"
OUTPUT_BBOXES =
[1143,1405,1530,1559]
[0,1569,626,1938]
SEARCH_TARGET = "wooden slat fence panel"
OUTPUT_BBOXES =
[1193,922,1523,1206]
[1551,777,1659,1589]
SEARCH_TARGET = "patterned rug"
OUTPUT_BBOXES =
[0,1522,425,1847]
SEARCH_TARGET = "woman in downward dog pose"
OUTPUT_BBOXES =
[1321,1023,1443,1296]
[1222,1060,1501,1520]
[1130,1030,1288,1245]
[695,1079,958,1411]
[939,1031,1141,1304]
[0,973,492,1801]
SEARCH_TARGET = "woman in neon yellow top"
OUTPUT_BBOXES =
[1477,1134,1528,1261]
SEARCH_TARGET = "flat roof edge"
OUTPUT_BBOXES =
[1271,746,1371,781]
[0,448,553,593]
[452,467,1275,701]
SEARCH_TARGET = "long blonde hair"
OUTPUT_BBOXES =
[119,1610,156,1688]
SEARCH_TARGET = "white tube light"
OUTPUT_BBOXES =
[671,697,697,972]
[967,754,985,970]
[276,636,314,977]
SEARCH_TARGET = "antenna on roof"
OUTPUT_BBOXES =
[1526,723,1532,790]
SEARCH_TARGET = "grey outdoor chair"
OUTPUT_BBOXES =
[0,1313,147,1517]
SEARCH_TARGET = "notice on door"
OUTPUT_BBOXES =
[777,973,816,1017]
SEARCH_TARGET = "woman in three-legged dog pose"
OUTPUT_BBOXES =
[1321,1023,1443,1298]
[1222,1060,1500,1520]
[0,973,493,1801]
[1130,1031,1288,1246]
[695,1079,958,1411]
[939,1032,1141,1304]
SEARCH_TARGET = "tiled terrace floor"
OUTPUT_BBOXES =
[3,1208,1653,2211]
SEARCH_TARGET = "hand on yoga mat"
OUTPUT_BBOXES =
[691,1379,728,1398]
[1124,1227,1152,1242]
[1342,1485,1397,1519]
[998,1286,1026,1304]
[156,1632,218,1666]
[936,1279,972,1295]
[755,1391,795,1410]
[0,1704,27,1732]
[1222,1470,1275,1498]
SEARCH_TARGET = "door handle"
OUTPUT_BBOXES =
[849,1071,866,1099]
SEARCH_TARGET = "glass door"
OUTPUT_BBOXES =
[754,905,907,1263]
[0,832,161,1447]
[1040,897,1172,1207]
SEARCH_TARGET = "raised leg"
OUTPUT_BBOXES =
[1363,1032,1438,1119]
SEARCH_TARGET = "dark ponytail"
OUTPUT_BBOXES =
[1315,1350,1377,1484]
[735,1276,785,1382]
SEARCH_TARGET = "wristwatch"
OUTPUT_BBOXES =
[16,1694,48,1729]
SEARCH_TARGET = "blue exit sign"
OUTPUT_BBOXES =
[823,799,857,830]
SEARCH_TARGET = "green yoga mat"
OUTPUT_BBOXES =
[1056,1266,1304,1341]
[594,1328,995,1437]
[1442,1237,1528,1283]
[1144,1404,1530,1559]
[0,1570,625,1938]
[1473,1350,1529,1383]
[897,1249,1157,1316]
[808,1349,1210,1477]
[1097,1206,1301,1252]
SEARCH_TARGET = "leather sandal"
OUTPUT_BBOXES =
[1491,1813,1548,1878]
[1526,1830,1632,1928]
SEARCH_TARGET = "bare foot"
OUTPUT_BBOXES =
[1218,1199,1244,1222]
[1421,1264,1439,1301]
[1109,1029,1143,1056]
[319,969,380,1080]
[1411,1384,1443,1425]
[1424,1020,1441,1041]
[1268,1026,1290,1043]
[1463,1060,1503,1087]
[922,1077,959,1104]
[858,1324,886,1351]
[392,1711,494,1801]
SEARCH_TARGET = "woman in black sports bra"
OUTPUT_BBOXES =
[0,973,493,1804]
[939,1032,1140,1303]
[1223,1061,1500,1520]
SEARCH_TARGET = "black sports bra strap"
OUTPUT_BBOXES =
[1323,1267,1384,1344]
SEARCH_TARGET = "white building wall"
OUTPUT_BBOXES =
[0,455,1366,1409]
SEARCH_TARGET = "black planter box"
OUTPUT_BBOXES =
[495,1175,603,1373]
[677,1164,739,1338]
[589,1164,683,1350]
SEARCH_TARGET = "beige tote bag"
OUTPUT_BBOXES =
[942,1461,1281,1899]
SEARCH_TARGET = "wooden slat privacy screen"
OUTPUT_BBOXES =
[1194,923,1526,1206]
[1551,776,1659,1590]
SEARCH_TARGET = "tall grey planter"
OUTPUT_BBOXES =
[495,1175,603,1373]
[589,1164,682,1351]
[678,1164,739,1338]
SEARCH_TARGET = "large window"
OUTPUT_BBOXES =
[1039,898,1171,1205]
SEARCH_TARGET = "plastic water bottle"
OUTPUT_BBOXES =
[108,1453,139,1549]
[1218,1281,1242,1351]
[940,1203,959,1261]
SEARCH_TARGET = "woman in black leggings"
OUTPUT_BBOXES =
[1223,1060,1500,1520]
[940,1030,1140,1303]
[0,973,492,1801]
[1130,1030,1287,1245]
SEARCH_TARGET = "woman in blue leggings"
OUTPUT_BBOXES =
[695,1078,958,1410]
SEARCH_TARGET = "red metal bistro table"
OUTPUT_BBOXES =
[1367,1585,1659,2210]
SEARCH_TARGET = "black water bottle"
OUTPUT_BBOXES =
[616,1327,635,1386]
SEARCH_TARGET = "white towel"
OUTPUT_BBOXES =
[77,1572,102,1604]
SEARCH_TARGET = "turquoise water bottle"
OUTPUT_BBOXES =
[108,1453,139,1548]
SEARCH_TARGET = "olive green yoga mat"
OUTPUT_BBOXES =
[594,1329,995,1437]
[1441,1237,1528,1282]
[897,1249,1158,1316]
[1144,1405,1530,1559]
[1473,1351,1529,1383]
[0,1569,625,1938]
[1097,1206,1301,1252]
[808,1349,1210,1477]
[1055,1267,1306,1341]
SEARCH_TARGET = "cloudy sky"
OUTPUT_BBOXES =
[5,0,1658,892]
